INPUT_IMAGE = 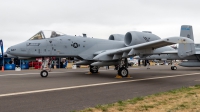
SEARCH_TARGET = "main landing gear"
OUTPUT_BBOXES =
[118,67,129,77]
[115,58,131,78]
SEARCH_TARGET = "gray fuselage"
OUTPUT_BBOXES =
[7,35,125,60]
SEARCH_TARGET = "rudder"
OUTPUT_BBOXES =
[180,25,194,41]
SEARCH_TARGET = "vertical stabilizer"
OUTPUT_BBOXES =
[180,25,194,41]
[178,25,195,58]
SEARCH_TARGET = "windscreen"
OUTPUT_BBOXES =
[29,31,44,40]
[29,30,66,40]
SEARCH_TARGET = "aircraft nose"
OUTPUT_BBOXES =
[6,44,21,55]
[6,47,11,54]
[6,42,27,56]
[6,46,17,55]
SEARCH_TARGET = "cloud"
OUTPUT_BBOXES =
[1,0,200,50]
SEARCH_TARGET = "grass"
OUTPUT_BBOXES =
[75,85,200,112]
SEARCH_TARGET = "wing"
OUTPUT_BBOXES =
[93,36,193,61]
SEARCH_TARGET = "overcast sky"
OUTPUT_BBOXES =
[1,0,200,51]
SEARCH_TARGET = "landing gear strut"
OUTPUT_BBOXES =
[116,58,130,78]
[39,57,54,77]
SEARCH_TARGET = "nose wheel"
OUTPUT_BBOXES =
[40,70,48,77]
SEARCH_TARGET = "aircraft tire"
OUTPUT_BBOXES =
[118,67,128,77]
[40,70,48,77]
[171,66,177,70]
[173,66,177,70]
[90,66,99,73]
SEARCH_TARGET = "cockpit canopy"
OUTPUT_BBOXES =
[29,30,66,40]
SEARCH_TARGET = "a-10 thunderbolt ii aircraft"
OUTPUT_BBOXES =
[136,25,200,70]
[6,28,194,78]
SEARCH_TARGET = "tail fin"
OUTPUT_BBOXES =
[180,25,194,41]
[178,25,195,58]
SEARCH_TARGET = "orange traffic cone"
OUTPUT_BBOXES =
[2,66,4,72]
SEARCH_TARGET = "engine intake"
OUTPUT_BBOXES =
[124,31,160,46]
[109,34,124,41]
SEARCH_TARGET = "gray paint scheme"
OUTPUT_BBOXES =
[108,34,124,41]
[6,29,194,66]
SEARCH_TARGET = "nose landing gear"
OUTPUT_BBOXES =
[40,70,48,77]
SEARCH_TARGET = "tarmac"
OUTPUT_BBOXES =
[0,65,200,112]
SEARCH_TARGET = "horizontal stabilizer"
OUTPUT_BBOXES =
[195,51,200,54]
[179,60,200,67]
[195,48,200,54]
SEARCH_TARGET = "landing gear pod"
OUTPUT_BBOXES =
[40,70,48,77]
[90,66,99,73]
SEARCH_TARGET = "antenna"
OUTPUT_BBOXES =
[83,33,87,37]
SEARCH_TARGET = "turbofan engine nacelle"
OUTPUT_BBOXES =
[109,34,124,41]
[124,31,161,46]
